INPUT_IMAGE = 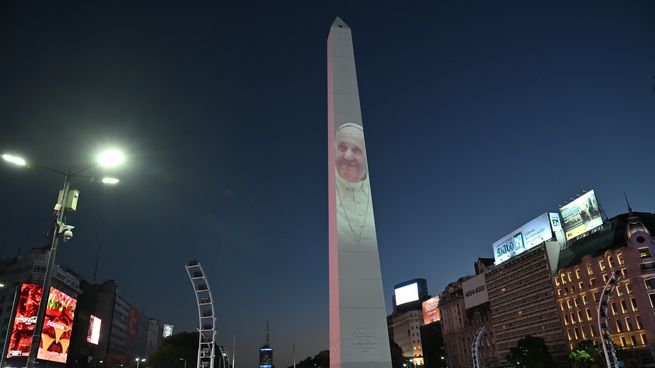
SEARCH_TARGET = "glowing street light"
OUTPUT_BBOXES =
[2,153,27,166]
[101,177,120,185]
[97,148,125,168]
[2,148,126,368]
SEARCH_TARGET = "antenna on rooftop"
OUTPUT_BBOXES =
[624,191,633,213]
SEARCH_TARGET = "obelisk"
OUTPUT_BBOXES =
[328,17,392,368]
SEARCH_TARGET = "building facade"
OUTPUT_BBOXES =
[486,243,568,366]
[554,212,655,366]
[440,259,496,368]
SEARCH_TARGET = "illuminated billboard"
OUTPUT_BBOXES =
[493,212,556,264]
[463,274,488,310]
[87,315,102,345]
[37,287,77,363]
[6,284,41,358]
[163,324,174,338]
[422,296,440,324]
[395,283,419,306]
[559,190,603,240]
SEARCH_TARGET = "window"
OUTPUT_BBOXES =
[626,283,633,294]
[563,314,569,325]
[582,295,588,305]
[599,260,606,271]
[587,264,593,275]
[608,256,615,268]
[641,262,655,272]
[567,299,572,309]
[560,302,565,311]
[617,253,625,265]
[626,317,633,331]
[631,335,637,346]
[574,327,579,339]
[574,298,579,307]
[611,302,617,315]
[637,315,643,330]
[631,297,638,311]
[616,320,623,333]
[621,300,628,313]
[639,248,652,259]
[590,278,597,287]
[621,336,627,347]
[641,334,648,345]
[602,274,608,283]
[567,272,573,282]
[593,292,600,302]
[646,279,655,289]
[577,311,583,323]
[575,269,581,279]
[649,293,655,308]
[586,308,592,321]
[617,285,623,296]
[570,313,576,325]
[590,325,596,337]
[579,282,584,289]
[554,277,560,287]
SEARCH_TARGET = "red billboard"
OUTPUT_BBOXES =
[6,284,41,358]
[36,287,77,363]
[422,296,440,325]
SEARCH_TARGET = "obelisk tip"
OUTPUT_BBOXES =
[332,17,350,30]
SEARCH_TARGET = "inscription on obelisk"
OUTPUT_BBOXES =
[328,17,392,368]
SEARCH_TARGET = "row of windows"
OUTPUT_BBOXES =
[555,254,625,287]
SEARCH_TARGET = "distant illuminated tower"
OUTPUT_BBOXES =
[327,17,392,368]
[258,321,273,368]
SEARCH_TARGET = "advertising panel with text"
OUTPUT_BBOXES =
[6,284,41,358]
[559,190,603,240]
[492,213,555,264]
[422,296,440,325]
[87,315,102,345]
[37,287,77,363]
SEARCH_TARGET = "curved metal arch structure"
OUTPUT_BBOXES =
[186,260,217,368]
[597,270,622,368]
[470,326,486,368]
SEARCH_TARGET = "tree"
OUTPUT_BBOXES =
[569,340,602,368]
[148,332,198,368]
[288,350,329,368]
[508,335,554,368]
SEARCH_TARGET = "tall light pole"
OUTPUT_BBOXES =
[136,357,146,368]
[180,357,187,368]
[597,270,622,368]
[2,148,125,368]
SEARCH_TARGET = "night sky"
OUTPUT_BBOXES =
[1,1,654,366]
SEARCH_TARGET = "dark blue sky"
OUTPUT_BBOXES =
[1,1,654,366]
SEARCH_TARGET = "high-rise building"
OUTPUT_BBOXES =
[327,17,391,368]
[259,322,273,368]
[553,211,655,366]
[388,279,430,365]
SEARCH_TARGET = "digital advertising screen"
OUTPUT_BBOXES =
[6,284,41,358]
[163,324,174,338]
[422,296,440,325]
[394,283,419,306]
[37,287,77,363]
[492,213,555,264]
[86,315,102,345]
[559,190,603,240]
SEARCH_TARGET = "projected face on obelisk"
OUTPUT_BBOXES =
[334,123,376,249]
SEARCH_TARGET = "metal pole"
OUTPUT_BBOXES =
[26,173,70,367]
[0,285,20,368]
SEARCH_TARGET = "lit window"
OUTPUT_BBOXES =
[582,295,588,305]
[554,278,560,287]
[631,335,637,346]
[611,302,617,315]
[567,272,573,282]
[579,282,584,289]
[608,256,615,268]
[631,297,638,312]
[616,319,623,332]
[626,283,633,294]
[641,333,648,345]
[626,317,632,331]
[560,302,565,311]
[574,298,579,307]
[602,274,608,283]
[590,278,596,287]
[599,260,606,271]
[621,300,628,313]
[567,299,572,309]
[587,264,593,275]
[585,308,592,321]
[575,269,581,279]
[617,253,624,265]
[617,285,623,296]
[577,311,583,323]
[639,248,652,259]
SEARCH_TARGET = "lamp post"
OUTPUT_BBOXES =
[2,149,124,368]
[179,357,187,368]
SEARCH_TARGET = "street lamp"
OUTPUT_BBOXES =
[179,357,187,368]
[136,357,146,368]
[2,148,125,368]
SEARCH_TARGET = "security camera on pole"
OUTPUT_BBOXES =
[2,148,125,368]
